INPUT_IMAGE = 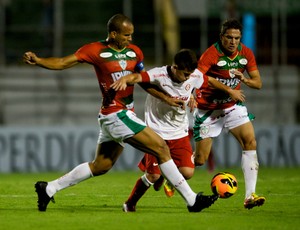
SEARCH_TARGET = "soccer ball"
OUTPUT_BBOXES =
[211,172,238,198]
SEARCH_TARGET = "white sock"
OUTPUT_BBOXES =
[159,159,196,206]
[141,174,153,187]
[241,150,259,198]
[46,162,93,197]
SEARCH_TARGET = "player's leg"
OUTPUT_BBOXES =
[193,138,213,166]
[164,136,195,197]
[46,141,123,195]
[89,141,124,175]
[227,105,265,209]
[192,108,222,167]
[230,121,258,197]
[35,141,123,211]
[230,122,265,208]
[123,154,161,212]
[126,126,218,212]
[126,127,196,203]
[207,149,215,172]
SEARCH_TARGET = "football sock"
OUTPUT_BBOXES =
[140,174,154,187]
[46,162,93,197]
[241,150,259,198]
[159,159,196,206]
[126,175,151,205]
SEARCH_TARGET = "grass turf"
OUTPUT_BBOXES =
[0,167,299,230]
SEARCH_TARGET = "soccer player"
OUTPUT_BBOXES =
[193,18,266,209]
[111,49,245,212]
[23,14,218,212]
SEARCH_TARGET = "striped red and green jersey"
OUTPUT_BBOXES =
[196,41,258,110]
[75,40,144,115]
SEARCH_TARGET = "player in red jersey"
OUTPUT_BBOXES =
[23,14,218,212]
[193,18,266,209]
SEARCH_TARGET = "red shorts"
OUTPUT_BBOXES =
[138,135,194,174]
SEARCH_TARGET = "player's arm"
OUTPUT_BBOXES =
[187,93,197,112]
[208,76,246,102]
[231,69,262,89]
[110,73,143,91]
[23,52,79,70]
[139,83,185,109]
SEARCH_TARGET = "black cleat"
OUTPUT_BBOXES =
[187,192,219,212]
[35,181,55,211]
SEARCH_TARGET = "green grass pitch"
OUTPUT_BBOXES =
[1,167,299,230]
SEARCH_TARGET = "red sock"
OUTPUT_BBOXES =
[125,177,150,205]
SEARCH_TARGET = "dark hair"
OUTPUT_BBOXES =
[220,18,243,35]
[107,14,132,33]
[174,49,198,72]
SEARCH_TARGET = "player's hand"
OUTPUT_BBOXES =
[110,78,128,91]
[228,89,245,102]
[164,97,186,110]
[187,95,197,112]
[23,52,38,65]
[231,69,249,84]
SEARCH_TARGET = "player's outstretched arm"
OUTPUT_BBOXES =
[23,52,79,70]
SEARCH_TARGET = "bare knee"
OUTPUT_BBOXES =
[193,153,208,166]
[243,138,257,150]
[146,173,161,183]
[89,160,113,176]
[155,141,171,163]
[194,158,205,166]
[179,167,194,180]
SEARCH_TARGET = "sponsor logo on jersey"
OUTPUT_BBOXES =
[119,59,127,70]
[200,125,209,135]
[111,70,132,81]
[126,51,136,58]
[100,52,113,58]
[212,97,233,104]
[185,84,191,91]
[217,77,239,88]
[114,53,127,59]
[229,68,236,78]
[228,61,239,68]
[217,60,227,67]
[239,58,248,65]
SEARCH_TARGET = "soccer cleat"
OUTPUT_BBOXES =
[244,193,266,209]
[35,181,55,211]
[164,180,175,197]
[187,192,219,212]
[153,175,165,191]
[122,202,136,212]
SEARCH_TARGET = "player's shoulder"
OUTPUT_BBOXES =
[201,42,219,58]
[147,65,168,76]
[127,43,143,52]
[78,41,104,51]
[126,43,144,60]
[191,68,203,78]
[85,40,104,47]
[239,43,254,55]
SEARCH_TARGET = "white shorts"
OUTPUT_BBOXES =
[193,103,253,141]
[97,110,146,147]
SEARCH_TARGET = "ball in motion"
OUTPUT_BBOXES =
[211,172,238,198]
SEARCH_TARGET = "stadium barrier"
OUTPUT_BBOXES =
[0,125,299,173]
